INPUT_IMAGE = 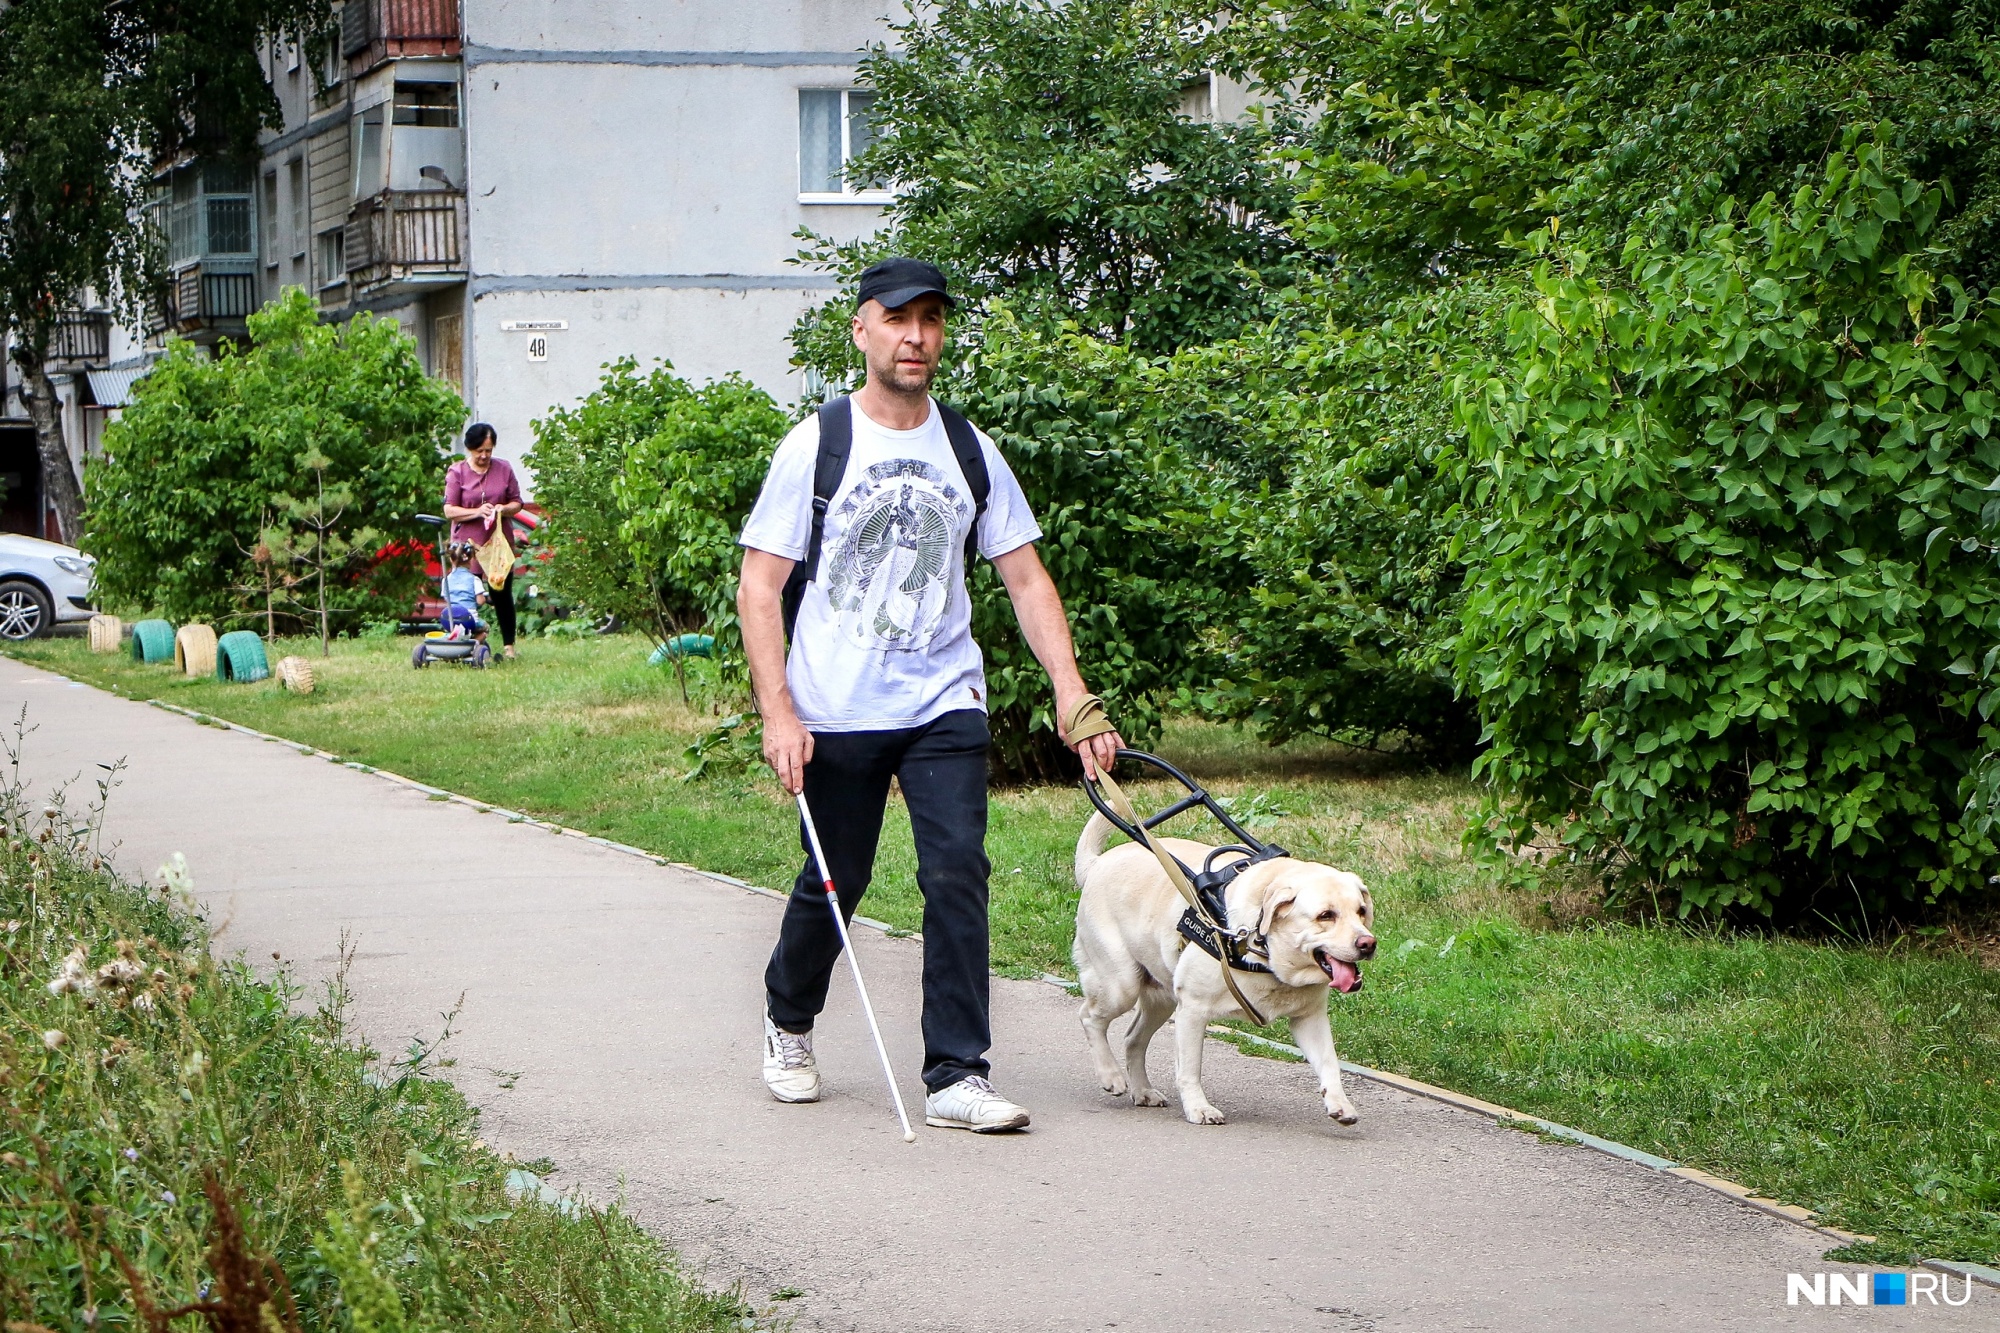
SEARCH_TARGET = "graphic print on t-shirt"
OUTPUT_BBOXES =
[822,458,970,651]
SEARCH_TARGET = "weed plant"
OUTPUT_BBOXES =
[0,711,751,1330]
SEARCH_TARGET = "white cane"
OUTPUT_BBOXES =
[796,791,917,1143]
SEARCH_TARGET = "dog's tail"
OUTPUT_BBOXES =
[1075,811,1118,889]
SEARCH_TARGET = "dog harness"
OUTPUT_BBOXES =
[1064,695,1290,1026]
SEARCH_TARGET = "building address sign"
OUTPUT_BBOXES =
[500,319,566,361]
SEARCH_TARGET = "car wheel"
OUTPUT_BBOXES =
[0,581,53,640]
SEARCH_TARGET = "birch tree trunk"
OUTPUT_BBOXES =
[11,349,84,545]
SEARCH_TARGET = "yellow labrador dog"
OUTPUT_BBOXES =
[1072,812,1376,1126]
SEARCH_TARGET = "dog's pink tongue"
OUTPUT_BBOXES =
[1326,957,1361,993]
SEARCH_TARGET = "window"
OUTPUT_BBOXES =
[317,228,346,289]
[287,158,306,258]
[207,197,253,256]
[393,81,459,128]
[798,88,886,200]
[261,172,279,266]
[1179,75,1215,122]
[352,105,385,198]
[287,39,301,72]
[321,23,343,90]
[159,161,255,265]
[203,161,254,256]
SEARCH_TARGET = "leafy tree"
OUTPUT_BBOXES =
[0,0,333,543]
[947,312,1225,779]
[1188,0,2000,772]
[613,376,788,696]
[527,359,787,684]
[85,289,461,626]
[1220,0,2000,289]
[1161,279,1506,756]
[269,447,374,658]
[0,1,126,544]
[1573,0,2000,292]
[1218,0,1579,288]
[1455,137,2000,918]
[791,0,1300,384]
[526,359,695,633]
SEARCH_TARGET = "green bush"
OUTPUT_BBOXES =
[524,358,690,632]
[613,374,788,652]
[1162,279,1505,756]
[84,289,461,627]
[947,312,1223,779]
[527,359,785,666]
[1456,137,2000,917]
[1,738,746,1329]
[1223,0,2000,292]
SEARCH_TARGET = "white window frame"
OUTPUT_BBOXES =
[798,87,892,205]
[316,227,346,292]
[351,103,387,200]
[261,171,279,269]
[287,157,307,260]
[321,26,343,91]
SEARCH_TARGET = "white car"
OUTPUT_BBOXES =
[0,534,96,640]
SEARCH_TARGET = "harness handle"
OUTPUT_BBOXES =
[1065,696,1271,1026]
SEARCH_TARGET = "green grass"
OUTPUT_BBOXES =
[0,732,756,1329]
[15,632,2000,1265]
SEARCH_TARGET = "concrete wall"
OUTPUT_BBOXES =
[466,0,896,53]
[458,0,900,482]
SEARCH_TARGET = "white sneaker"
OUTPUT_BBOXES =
[924,1075,1030,1132]
[762,1011,820,1103]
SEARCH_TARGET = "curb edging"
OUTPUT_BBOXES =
[99,693,1993,1287]
[1205,1026,1887,1246]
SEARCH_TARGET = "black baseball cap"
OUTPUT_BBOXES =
[856,257,954,311]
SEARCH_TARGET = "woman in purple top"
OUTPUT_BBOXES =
[442,422,524,658]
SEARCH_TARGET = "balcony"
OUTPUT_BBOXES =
[344,189,466,298]
[343,0,460,73]
[161,261,258,336]
[46,312,112,369]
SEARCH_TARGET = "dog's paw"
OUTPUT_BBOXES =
[1100,1073,1129,1097]
[1183,1102,1227,1125]
[1325,1098,1359,1126]
[1133,1086,1168,1108]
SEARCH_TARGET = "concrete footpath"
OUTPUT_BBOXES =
[9,663,1987,1331]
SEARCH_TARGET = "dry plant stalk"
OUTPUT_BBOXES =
[112,1169,302,1333]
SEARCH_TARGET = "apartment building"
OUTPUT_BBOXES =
[5,1,903,531]
[157,0,899,483]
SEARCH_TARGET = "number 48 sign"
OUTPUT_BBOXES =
[500,319,566,362]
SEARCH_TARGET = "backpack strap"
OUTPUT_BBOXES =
[937,402,989,573]
[780,396,854,640]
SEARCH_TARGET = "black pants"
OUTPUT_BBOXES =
[488,579,516,646]
[765,709,992,1093]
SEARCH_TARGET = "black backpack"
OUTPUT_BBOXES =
[779,395,990,639]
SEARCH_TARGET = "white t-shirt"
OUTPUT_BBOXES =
[739,399,1042,732]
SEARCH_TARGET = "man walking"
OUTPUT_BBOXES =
[737,257,1121,1132]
